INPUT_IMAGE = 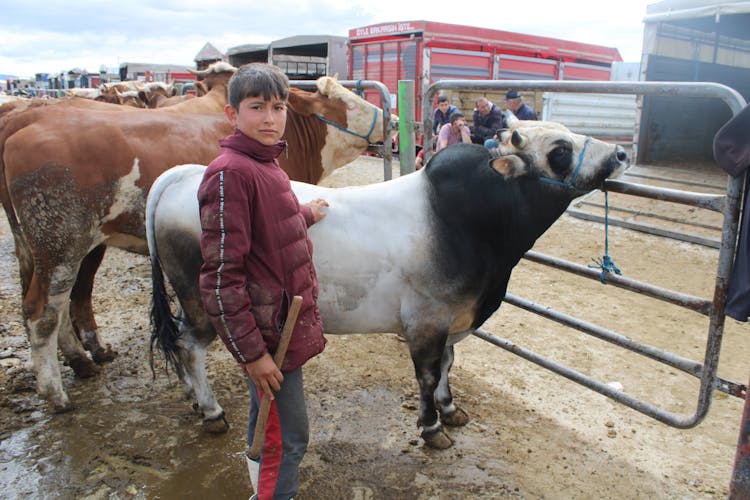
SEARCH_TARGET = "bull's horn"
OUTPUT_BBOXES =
[511,130,528,149]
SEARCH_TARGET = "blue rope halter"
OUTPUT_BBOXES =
[538,137,591,191]
[313,106,380,143]
[535,136,621,283]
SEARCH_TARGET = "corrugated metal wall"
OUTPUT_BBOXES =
[542,93,637,144]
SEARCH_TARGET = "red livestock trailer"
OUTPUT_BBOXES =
[348,20,623,121]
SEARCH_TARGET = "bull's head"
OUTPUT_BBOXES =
[490,113,628,192]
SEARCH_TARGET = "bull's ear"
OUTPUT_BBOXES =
[490,155,526,179]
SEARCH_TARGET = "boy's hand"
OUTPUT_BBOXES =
[243,353,283,399]
[305,198,329,223]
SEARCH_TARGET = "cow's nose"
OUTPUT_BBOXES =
[615,146,627,163]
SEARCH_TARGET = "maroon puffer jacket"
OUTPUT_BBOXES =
[198,130,326,371]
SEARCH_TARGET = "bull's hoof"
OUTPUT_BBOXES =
[67,356,100,378]
[441,407,470,427]
[203,413,230,434]
[421,425,454,449]
[92,345,117,364]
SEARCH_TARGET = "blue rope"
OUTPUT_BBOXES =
[588,190,622,283]
[354,79,365,98]
[313,106,380,143]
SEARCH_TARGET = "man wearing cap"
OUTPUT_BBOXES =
[484,90,539,149]
[505,90,538,121]
[470,96,504,146]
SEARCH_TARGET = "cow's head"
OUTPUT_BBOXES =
[490,114,628,192]
[312,76,398,145]
[187,62,237,91]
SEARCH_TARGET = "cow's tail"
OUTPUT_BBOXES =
[146,168,185,380]
[0,100,45,298]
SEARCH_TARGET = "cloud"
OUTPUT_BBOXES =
[0,0,650,79]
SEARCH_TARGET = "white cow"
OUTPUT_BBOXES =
[146,116,628,448]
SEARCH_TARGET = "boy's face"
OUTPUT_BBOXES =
[438,101,450,113]
[225,95,287,146]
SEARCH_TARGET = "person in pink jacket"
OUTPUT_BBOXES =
[198,62,328,500]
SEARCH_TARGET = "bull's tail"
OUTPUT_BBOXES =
[146,169,185,380]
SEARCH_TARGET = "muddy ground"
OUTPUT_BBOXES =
[1,155,749,499]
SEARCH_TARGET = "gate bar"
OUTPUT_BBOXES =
[499,293,744,398]
[575,200,722,232]
[472,326,739,428]
[289,79,395,180]
[524,250,713,315]
[604,179,726,212]
[566,209,721,249]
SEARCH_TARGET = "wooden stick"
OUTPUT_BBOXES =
[246,295,303,461]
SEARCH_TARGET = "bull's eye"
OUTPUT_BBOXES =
[548,145,572,175]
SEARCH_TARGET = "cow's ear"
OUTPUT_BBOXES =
[317,76,336,96]
[490,155,526,179]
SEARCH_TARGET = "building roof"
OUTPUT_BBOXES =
[194,42,225,62]
[119,62,195,73]
[227,43,269,56]
[644,0,750,40]
[645,0,750,22]
[270,35,347,49]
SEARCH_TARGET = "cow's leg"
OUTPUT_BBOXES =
[435,345,470,427]
[57,297,100,379]
[177,323,227,433]
[407,329,454,449]
[23,265,91,412]
[70,245,117,363]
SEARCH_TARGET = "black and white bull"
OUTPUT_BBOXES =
[146,117,628,447]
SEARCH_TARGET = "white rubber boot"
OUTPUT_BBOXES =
[246,454,260,499]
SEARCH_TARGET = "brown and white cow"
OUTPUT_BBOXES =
[0,74,396,413]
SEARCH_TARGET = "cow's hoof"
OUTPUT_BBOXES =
[46,394,74,414]
[67,356,100,378]
[421,426,454,449]
[92,345,118,364]
[203,413,230,434]
[441,407,470,427]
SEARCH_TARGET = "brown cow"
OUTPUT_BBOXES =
[0,74,396,413]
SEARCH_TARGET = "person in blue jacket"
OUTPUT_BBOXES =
[432,95,458,137]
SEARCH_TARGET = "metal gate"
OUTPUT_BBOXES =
[420,80,748,486]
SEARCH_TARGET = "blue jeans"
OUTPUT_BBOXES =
[247,367,308,500]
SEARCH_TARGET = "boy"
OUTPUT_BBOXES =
[436,111,472,152]
[197,63,328,499]
[432,94,458,136]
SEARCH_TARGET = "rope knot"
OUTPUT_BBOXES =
[589,254,622,283]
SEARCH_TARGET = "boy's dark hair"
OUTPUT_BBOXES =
[437,95,449,104]
[228,63,289,110]
[449,111,465,124]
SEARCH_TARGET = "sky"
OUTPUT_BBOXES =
[0,0,656,79]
